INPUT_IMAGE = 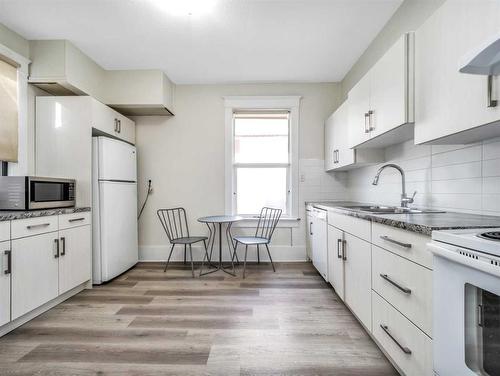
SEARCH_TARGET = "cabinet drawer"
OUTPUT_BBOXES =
[372,292,433,376]
[372,222,432,269]
[372,245,432,336]
[327,211,371,242]
[59,212,91,230]
[11,216,58,239]
[0,222,9,242]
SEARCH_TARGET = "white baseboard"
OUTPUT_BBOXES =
[139,244,307,262]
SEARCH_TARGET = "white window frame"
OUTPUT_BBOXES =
[224,96,301,222]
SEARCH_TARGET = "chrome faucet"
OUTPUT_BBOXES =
[372,163,417,208]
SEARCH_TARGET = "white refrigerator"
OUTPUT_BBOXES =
[92,136,138,284]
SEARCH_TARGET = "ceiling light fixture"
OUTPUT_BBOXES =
[151,0,217,17]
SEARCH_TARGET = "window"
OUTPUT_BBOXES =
[233,112,290,215]
[224,96,300,218]
[0,58,18,162]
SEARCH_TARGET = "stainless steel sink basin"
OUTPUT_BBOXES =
[339,205,445,214]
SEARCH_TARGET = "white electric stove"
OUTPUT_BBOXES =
[429,228,500,376]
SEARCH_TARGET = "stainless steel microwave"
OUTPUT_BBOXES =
[0,176,75,210]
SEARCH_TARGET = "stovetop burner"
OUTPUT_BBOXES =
[477,231,500,241]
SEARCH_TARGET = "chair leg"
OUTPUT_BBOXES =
[164,244,175,272]
[232,241,239,264]
[199,239,208,277]
[189,244,194,278]
[243,245,248,279]
[257,245,260,264]
[265,244,276,272]
[184,245,187,265]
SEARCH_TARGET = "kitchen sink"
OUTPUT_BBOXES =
[339,205,445,214]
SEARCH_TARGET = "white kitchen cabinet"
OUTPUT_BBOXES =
[0,240,11,327]
[327,225,344,300]
[348,33,414,149]
[311,209,328,281]
[343,232,372,331]
[415,0,500,144]
[306,210,313,261]
[11,232,59,320]
[91,98,136,144]
[58,225,91,295]
[325,101,383,171]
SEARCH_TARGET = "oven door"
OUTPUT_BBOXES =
[29,178,75,209]
[430,242,500,376]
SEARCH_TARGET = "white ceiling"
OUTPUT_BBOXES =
[0,0,402,84]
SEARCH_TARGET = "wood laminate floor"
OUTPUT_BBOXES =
[0,262,398,375]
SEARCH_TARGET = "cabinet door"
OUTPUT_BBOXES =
[415,0,500,144]
[306,214,313,260]
[343,233,372,330]
[116,115,135,145]
[324,114,335,171]
[0,240,11,326]
[327,225,344,300]
[59,225,91,294]
[348,75,371,148]
[11,232,59,320]
[312,218,328,281]
[91,98,117,136]
[369,34,410,138]
[334,102,355,168]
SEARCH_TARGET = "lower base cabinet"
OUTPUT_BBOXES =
[59,226,91,294]
[344,233,372,331]
[327,225,344,300]
[11,232,59,320]
[372,292,432,376]
[0,240,11,326]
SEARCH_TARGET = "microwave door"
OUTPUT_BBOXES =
[29,179,75,209]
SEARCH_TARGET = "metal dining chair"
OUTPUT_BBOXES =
[157,208,210,277]
[233,207,282,278]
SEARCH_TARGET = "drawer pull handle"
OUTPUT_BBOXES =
[380,274,412,294]
[68,217,85,223]
[380,324,412,355]
[342,239,347,261]
[54,239,60,258]
[26,223,50,230]
[4,250,11,275]
[60,237,66,256]
[337,238,342,259]
[380,235,412,248]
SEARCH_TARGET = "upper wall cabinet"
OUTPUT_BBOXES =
[325,101,383,171]
[415,0,500,145]
[348,33,415,149]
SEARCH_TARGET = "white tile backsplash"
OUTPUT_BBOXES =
[340,138,500,216]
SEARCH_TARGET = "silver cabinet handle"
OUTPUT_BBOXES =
[380,274,412,294]
[60,237,66,256]
[54,239,60,259]
[309,222,313,236]
[336,150,340,164]
[114,118,118,132]
[118,119,122,133]
[380,235,412,248]
[26,223,50,230]
[368,110,375,131]
[487,75,498,108]
[342,239,347,261]
[337,238,342,259]
[364,112,370,133]
[3,250,11,275]
[380,324,412,354]
[68,217,85,223]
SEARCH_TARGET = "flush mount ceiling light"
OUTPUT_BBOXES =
[151,0,217,17]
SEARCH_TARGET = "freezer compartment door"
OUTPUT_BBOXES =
[98,181,138,282]
[95,136,137,181]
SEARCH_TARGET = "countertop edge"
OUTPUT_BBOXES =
[0,207,91,222]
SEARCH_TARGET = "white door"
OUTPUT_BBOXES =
[369,34,409,138]
[415,0,500,144]
[11,232,59,320]
[348,73,371,148]
[59,225,91,294]
[99,181,138,282]
[334,102,355,169]
[0,240,11,326]
[312,211,328,281]
[96,136,137,181]
[343,232,372,330]
[327,225,344,301]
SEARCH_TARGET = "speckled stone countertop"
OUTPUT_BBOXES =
[0,207,91,222]
[306,201,500,236]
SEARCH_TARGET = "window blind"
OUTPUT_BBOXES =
[0,58,18,162]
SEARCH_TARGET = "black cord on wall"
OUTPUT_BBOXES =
[138,179,152,219]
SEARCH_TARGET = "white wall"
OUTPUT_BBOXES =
[347,138,500,216]
[134,83,349,261]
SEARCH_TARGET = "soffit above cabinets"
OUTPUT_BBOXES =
[28,40,175,116]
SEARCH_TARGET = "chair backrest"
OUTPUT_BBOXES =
[157,208,190,242]
[255,207,282,241]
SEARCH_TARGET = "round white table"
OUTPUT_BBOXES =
[198,215,243,276]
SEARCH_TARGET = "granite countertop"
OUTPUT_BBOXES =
[306,201,500,236]
[0,207,91,222]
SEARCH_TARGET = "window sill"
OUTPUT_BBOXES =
[232,216,301,228]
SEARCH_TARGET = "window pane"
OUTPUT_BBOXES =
[234,117,288,163]
[0,59,18,162]
[236,167,287,215]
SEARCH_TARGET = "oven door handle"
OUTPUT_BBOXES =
[429,242,500,278]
